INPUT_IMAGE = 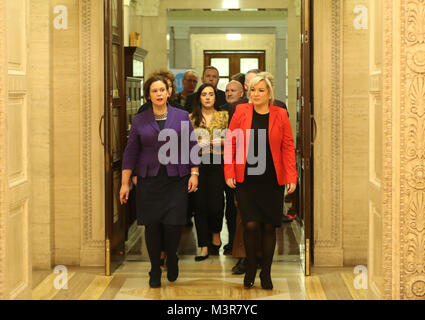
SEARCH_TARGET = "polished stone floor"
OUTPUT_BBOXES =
[31,222,369,300]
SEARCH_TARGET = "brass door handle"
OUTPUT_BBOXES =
[99,114,105,146]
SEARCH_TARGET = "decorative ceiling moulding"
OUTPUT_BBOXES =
[399,0,425,300]
[168,19,287,39]
[81,0,103,249]
[0,0,7,301]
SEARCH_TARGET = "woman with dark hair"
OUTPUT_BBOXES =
[138,70,184,114]
[189,84,229,261]
[120,75,199,288]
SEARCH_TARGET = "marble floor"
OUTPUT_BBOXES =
[31,222,369,300]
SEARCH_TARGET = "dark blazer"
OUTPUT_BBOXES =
[122,105,200,177]
[224,103,297,186]
[184,88,226,113]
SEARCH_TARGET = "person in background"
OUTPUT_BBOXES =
[190,83,229,261]
[184,66,226,113]
[231,73,245,88]
[224,72,297,290]
[121,75,199,288]
[177,70,198,107]
[219,80,245,255]
[138,70,184,114]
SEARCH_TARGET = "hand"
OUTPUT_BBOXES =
[211,138,222,146]
[131,176,138,186]
[198,140,210,148]
[188,175,198,193]
[286,183,296,194]
[119,184,130,205]
[226,178,236,189]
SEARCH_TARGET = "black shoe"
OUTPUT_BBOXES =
[243,268,256,289]
[260,271,273,290]
[232,258,246,274]
[167,257,179,282]
[149,269,162,288]
[209,242,221,255]
[223,243,233,255]
[195,254,209,261]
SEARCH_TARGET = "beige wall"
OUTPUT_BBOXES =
[30,0,54,270]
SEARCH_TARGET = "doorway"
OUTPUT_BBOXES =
[204,50,266,90]
[105,4,314,277]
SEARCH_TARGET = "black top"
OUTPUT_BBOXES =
[156,119,166,130]
[244,109,278,185]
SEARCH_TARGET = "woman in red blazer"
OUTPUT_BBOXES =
[224,72,297,290]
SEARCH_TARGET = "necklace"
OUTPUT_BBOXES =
[154,110,168,120]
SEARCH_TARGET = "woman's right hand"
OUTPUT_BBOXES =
[226,178,236,189]
[119,184,130,205]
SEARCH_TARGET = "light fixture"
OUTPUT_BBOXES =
[222,0,239,9]
[226,34,241,40]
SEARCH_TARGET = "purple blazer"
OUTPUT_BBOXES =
[122,105,200,177]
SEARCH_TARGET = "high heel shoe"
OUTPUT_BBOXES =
[195,253,209,261]
[149,269,162,288]
[167,256,179,282]
[259,271,273,290]
[243,268,256,289]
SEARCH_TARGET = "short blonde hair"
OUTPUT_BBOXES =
[247,72,275,105]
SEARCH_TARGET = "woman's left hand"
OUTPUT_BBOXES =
[286,183,297,194]
[188,175,198,193]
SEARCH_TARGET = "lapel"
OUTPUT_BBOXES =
[164,105,176,130]
[268,104,278,139]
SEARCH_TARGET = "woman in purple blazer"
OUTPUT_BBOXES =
[120,75,200,288]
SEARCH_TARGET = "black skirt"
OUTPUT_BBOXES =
[235,109,284,227]
[136,165,189,226]
[235,181,284,227]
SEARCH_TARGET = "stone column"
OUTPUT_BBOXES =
[381,0,425,300]
[275,28,287,110]
[0,0,8,300]
[173,26,191,69]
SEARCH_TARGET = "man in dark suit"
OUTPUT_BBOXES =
[184,66,226,113]
[219,80,245,255]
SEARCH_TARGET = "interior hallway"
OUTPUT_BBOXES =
[31,222,368,300]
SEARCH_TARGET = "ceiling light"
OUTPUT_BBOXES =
[226,34,241,40]
[222,0,239,9]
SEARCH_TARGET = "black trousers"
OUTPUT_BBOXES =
[224,184,236,247]
[194,162,225,247]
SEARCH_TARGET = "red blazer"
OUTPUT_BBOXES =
[224,103,297,186]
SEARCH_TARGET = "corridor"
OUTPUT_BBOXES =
[31,222,367,300]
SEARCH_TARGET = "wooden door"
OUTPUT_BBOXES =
[204,51,265,90]
[0,0,32,299]
[104,0,127,276]
[299,0,314,276]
